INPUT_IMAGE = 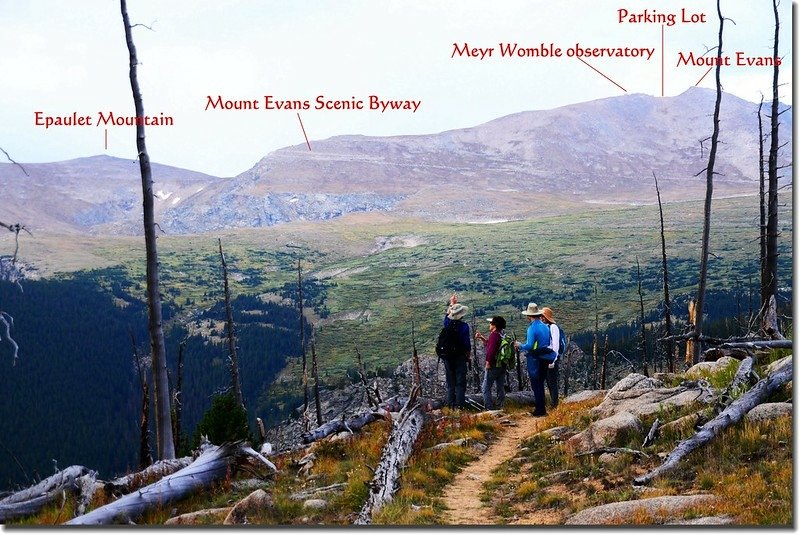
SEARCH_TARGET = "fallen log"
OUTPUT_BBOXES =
[65,442,276,525]
[716,339,792,350]
[634,360,792,486]
[104,456,194,497]
[355,389,425,525]
[0,465,95,523]
[301,410,388,444]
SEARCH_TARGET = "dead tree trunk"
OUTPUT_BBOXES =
[354,345,376,407]
[757,96,768,308]
[692,0,724,364]
[66,442,276,525]
[355,390,426,525]
[172,339,186,453]
[653,172,675,372]
[104,456,194,497]
[685,300,696,369]
[634,359,792,486]
[636,257,649,376]
[311,338,323,427]
[761,295,783,340]
[600,335,609,389]
[130,331,152,470]
[0,466,96,522]
[301,411,387,444]
[764,0,782,308]
[411,319,422,391]
[218,239,244,408]
[120,0,174,460]
[298,259,309,427]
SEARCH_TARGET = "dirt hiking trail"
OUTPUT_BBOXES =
[441,411,545,525]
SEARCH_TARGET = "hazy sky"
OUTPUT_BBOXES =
[0,1,793,177]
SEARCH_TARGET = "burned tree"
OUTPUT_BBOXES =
[120,0,174,459]
[653,172,674,372]
[218,238,244,408]
[762,0,783,334]
[692,0,725,364]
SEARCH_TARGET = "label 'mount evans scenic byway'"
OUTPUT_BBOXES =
[204,95,422,113]
[33,111,174,129]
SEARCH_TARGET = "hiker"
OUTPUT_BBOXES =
[475,315,507,409]
[438,293,471,409]
[540,307,563,409]
[515,302,555,416]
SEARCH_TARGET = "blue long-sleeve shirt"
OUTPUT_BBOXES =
[443,316,471,356]
[518,319,551,357]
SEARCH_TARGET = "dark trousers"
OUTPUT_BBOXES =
[482,366,506,409]
[546,361,559,408]
[527,357,549,415]
[444,357,468,409]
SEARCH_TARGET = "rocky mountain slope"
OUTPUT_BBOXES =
[1,88,791,235]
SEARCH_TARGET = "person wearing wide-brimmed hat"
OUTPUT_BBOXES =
[440,293,471,409]
[515,302,555,416]
[475,315,507,409]
[540,307,562,409]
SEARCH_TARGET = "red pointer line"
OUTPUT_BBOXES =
[297,113,312,151]
[575,56,627,93]
[661,25,665,96]
[104,129,108,150]
[694,66,714,87]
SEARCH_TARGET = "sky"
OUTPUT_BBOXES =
[0,0,793,177]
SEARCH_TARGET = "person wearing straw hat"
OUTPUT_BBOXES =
[540,306,562,409]
[440,293,471,409]
[515,302,555,416]
[475,315,507,409]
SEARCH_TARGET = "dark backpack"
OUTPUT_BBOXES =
[436,321,465,360]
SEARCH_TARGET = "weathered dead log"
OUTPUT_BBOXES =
[104,456,194,497]
[301,410,388,444]
[717,339,791,351]
[634,360,792,486]
[65,442,276,525]
[0,465,95,522]
[575,447,649,459]
[642,418,661,448]
[355,390,426,525]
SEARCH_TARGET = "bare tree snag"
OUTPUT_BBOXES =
[311,337,323,427]
[600,335,609,389]
[685,300,697,368]
[757,96,768,308]
[355,388,425,525]
[297,258,308,426]
[0,466,95,522]
[636,257,649,376]
[411,319,422,392]
[634,360,792,486]
[172,339,186,452]
[218,239,244,408]
[761,295,783,339]
[120,0,174,460]
[764,0,782,306]
[130,331,153,470]
[692,0,725,364]
[65,442,276,525]
[354,345,376,407]
[653,172,675,372]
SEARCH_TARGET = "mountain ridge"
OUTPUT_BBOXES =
[1,88,791,235]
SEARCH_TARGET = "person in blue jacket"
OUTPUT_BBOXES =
[442,293,471,409]
[515,302,555,416]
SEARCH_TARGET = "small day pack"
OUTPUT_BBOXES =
[496,334,516,368]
